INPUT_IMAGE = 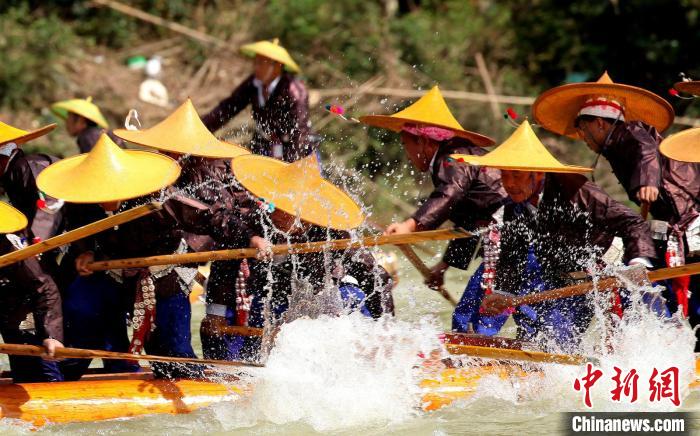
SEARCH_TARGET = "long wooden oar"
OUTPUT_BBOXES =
[512,263,700,307]
[0,202,162,268]
[446,343,596,366]
[0,343,261,368]
[86,228,473,272]
[397,245,458,306]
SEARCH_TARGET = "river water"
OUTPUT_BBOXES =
[1,246,699,434]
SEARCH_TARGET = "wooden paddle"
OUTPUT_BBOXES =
[397,245,458,306]
[0,343,262,368]
[446,343,596,366]
[509,262,700,307]
[0,202,162,268]
[86,228,474,271]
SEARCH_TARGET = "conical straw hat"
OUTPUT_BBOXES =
[533,72,674,138]
[450,120,592,174]
[359,86,495,146]
[37,134,181,203]
[0,201,28,234]
[659,127,700,163]
[114,99,250,158]
[240,38,301,73]
[51,97,109,128]
[674,81,700,96]
[0,121,56,146]
[231,153,365,231]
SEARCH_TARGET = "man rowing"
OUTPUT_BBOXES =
[112,99,257,363]
[359,86,506,293]
[202,39,316,162]
[0,201,64,382]
[533,72,700,345]
[230,153,395,361]
[37,134,246,379]
[449,121,656,351]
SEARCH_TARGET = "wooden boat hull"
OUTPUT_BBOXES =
[0,379,245,426]
[2,359,699,427]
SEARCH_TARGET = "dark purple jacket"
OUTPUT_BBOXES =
[603,121,700,228]
[496,173,656,294]
[411,138,507,269]
[1,149,63,241]
[76,127,124,153]
[0,235,63,341]
[202,73,314,162]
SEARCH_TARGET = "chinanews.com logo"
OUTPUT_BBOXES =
[564,412,690,435]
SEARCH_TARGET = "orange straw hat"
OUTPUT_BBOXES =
[37,133,181,203]
[359,86,495,146]
[240,38,301,73]
[532,72,674,139]
[0,201,28,234]
[114,99,250,158]
[0,120,56,147]
[674,80,700,96]
[231,153,365,231]
[450,120,592,174]
[659,127,700,163]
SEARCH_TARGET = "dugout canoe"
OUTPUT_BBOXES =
[1,356,698,426]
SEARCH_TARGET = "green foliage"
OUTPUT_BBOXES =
[0,6,77,109]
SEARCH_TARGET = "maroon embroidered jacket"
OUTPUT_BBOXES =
[411,138,507,269]
[202,73,315,162]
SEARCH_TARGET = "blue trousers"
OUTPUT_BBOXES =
[452,261,594,351]
[1,329,63,383]
[60,275,140,380]
[145,291,203,379]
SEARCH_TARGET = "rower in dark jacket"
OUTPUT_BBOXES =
[450,121,657,352]
[38,134,248,379]
[360,86,507,292]
[0,201,64,382]
[51,97,123,153]
[533,72,700,344]
[202,39,315,162]
[230,153,395,361]
[114,99,257,362]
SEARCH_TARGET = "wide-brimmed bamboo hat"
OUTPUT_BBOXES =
[659,127,700,163]
[674,81,700,96]
[51,97,109,129]
[359,86,495,146]
[532,72,674,139]
[231,153,365,231]
[451,120,592,174]
[240,38,301,73]
[37,133,181,203]
[0,120,56,147]
[114,99,250,158]
[0,201,28,234]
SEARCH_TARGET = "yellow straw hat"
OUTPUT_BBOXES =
[37,133,181,203]
[114,99,250,158]
[0,120,56,146]
[450,120,592,174]
[359,86,495,146]
[231,153,365,231]
[51,97,109,129]
[532,72,674,139]
[0,201,28,234]
[659,127,700,163]
[240,38,301,73]
[674,81,700,96]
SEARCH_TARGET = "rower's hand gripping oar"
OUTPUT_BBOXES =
[0,202,162,268]
[496,262,700,308]
[85,228,474,272]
